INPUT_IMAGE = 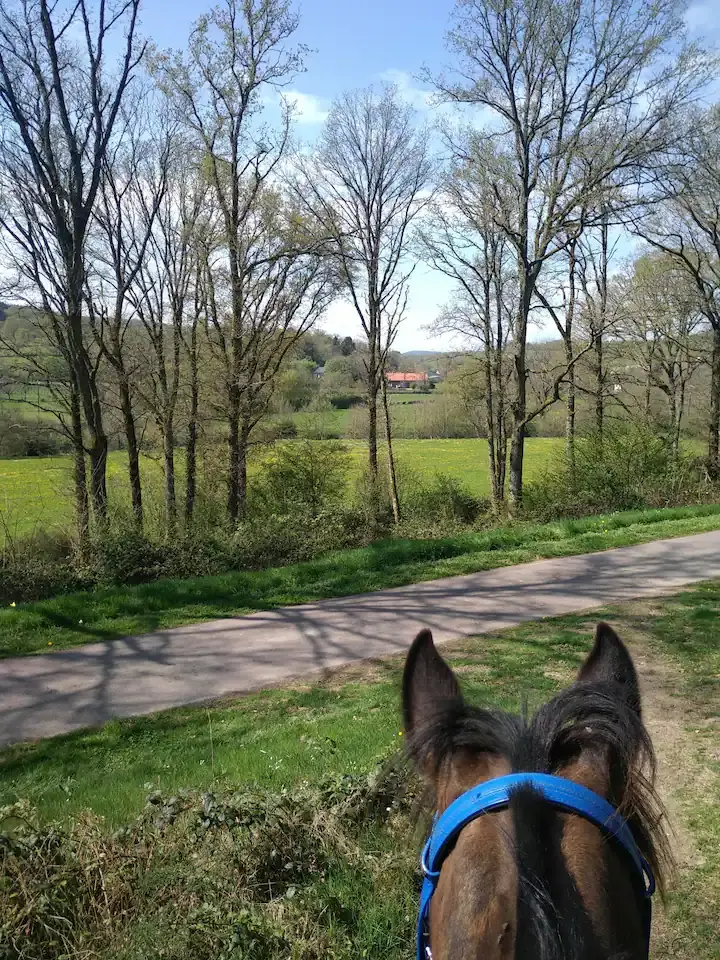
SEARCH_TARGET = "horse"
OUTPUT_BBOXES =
[402,622,670,960]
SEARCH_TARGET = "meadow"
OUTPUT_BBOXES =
[0,437,563,540]
[1,583,718,959]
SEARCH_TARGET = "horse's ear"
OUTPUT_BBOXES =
[403,629,462,733]
[577,622,641,715]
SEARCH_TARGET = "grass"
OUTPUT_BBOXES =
[3,503,720,658]
[0,583,718,958]
[0,437,563,539]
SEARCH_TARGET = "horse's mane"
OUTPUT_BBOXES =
[407,679,671,959]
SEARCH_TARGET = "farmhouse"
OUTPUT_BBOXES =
[386,371,428,390]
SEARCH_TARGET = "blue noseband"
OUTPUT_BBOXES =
[417,772,655,960]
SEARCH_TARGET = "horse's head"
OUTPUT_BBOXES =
[403,624,668,960]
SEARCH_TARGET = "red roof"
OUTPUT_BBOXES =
[386,371,428,382]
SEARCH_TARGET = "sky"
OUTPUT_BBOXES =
[139,0,720,353]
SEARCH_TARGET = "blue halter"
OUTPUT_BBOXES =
[417,772,655,960]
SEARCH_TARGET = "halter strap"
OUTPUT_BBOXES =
[417,772,654,960]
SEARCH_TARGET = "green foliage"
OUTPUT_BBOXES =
[524,425,714,519]
[0,412,69,458]
[400,471,485,529]
[251,440,351,519]
[0,756,419,960]
[276,360,316,411]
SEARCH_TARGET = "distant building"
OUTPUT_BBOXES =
[386,371,429,390]
[312,365,325,379]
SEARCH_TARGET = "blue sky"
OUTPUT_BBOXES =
[141,0,720,352]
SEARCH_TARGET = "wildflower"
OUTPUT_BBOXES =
[78,619,83,625]
[48,641,53,646]
[9,601,16,608]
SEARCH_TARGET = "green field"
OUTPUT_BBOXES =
[0,438,563,538]
[1,583,718,959]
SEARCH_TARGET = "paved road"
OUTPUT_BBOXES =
[2,530,720,747]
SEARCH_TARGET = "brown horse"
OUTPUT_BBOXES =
[403,622,669,960]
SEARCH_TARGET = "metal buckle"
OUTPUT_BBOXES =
[421,838,441,881]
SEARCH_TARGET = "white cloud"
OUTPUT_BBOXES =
[283,90,329,125]
[379,69,435,112]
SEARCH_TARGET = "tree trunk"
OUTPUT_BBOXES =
[68,307,108,522]
[381,376,401,524]
[595,217,609,440]
[70,380,90,554]
[668,387,678,459]
[227,390,241,524]
[119,377,143,527]
[564,240,577,471]
[509,272,533,508]
[238,418,251,520]
[564,341,576,470]
[367,357,379,480]
[88,435,108,525]
[163,415,176,534]
[185,344,199,526]
[485,352,500,509]
[709,326,720,479]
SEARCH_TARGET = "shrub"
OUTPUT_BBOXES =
[0,411,70,457]
[0,755,419,960]
[251,440,351,520]
[328,393,364,410]
[524,424,709,520]
[399,470,485,530]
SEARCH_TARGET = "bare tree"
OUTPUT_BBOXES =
[0,0,145,539]
[418,177,515,508]
[434,0,713,505]
[634,108,720,476]
[201,185,336,516]
[89,95,173,528]
[291,85,434,491]
[153,0,307,523]
[533,235,582,466]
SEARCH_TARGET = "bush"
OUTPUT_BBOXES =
[327,393,364,410]
[524,424,709,520]
[0,411,70,457]
[399,470,485,530]
[0,755,419,960]
[251,440,351,520]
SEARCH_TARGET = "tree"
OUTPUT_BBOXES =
[418,177,515,509]
[435,0,712,505]
[0,0,145,540]
[291,85,434,492]
[127,140,206,534]
[634,108,720,476]
[154,0,311,522]
[613,252,705,454]
[89,93,172,528]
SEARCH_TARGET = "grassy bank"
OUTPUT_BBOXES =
[2,503,720,659]
[1,583,718,959]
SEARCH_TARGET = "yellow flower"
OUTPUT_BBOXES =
[9,601,16,608]
[48,641,53,646]
[397,730,403,737]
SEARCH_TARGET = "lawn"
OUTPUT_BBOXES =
[0,437,563,539]
[1,583,717,959]
[3,503,720,658]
